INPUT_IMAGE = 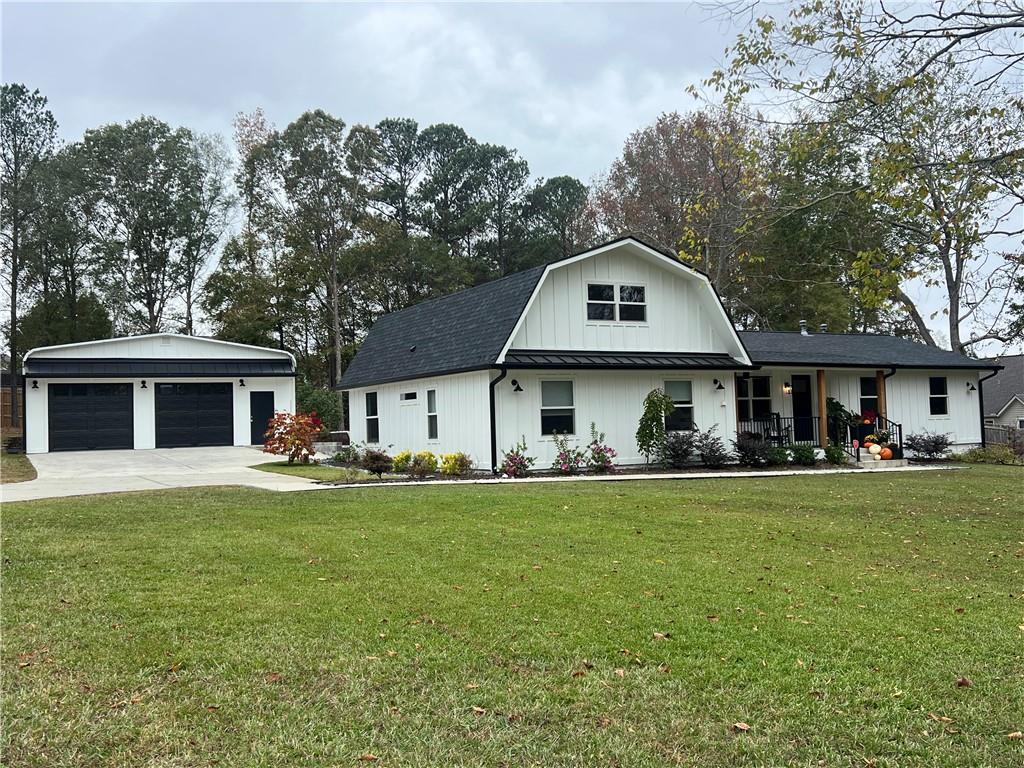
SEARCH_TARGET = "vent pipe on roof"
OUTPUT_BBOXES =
[799,319,809,336]
[819,323,828,333]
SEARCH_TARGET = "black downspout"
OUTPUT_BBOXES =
[978,369,999,447]
[488,366,507,474]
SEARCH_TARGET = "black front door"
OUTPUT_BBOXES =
[791,374,815,442]
[249,391,275,445]
[155,382,233,448]
[48,383,134,451]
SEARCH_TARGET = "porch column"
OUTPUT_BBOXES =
[816,369,828,447]
[876,369,887,419]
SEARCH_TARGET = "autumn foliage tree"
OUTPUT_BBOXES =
[262,411,323,464]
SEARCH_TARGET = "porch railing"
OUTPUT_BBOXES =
[738,413,904,458]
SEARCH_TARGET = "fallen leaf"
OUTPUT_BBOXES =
[614,668,625,678]
[927,712,954,723]
[658,663,671,674]
[955,676,973,688]
[731,721,751,733]
[472,706,486,715]
[652,631,671,641]
[706,615,720,622]
[358,754,379,762]
[954,607,965,614]
[1007,731,1023,740]
[265,672,283,684]
[205,704,220,712]
[465,682,480,690]
[597,715,613,728]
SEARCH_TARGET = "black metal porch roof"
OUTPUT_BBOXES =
[23,357,295,378]
[502,349,751,369]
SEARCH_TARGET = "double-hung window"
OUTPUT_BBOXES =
[426,389,438,440]
[365,392,379,443]
[859,377,878,417]
[736,376,772,421]
[664,380,694,431]
[928,377,948,416]
[586,283,646,322]
[540,380,575,435]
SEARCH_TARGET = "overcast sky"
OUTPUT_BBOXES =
[2,1,734,182]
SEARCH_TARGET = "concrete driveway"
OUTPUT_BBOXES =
[2,446,320,503]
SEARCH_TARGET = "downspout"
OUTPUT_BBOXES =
[489,366,508,474]
[978,369,999,447]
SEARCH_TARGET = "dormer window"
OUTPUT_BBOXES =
[586,283,646,323]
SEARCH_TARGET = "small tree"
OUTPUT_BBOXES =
[262,411,323,464]
[636,389,675,465]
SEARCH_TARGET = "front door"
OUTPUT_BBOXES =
[791,375,815,442]
[249,391,275,445]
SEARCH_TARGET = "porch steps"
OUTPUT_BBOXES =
[855,459,910,470]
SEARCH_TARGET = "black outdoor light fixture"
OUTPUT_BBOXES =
[783,381,793,395]
[140,380,147,389]
[31,380,38,389]
[713,378,725,391]
[966,382,976,392]
[239,378,246,387]
[511,379,523,392]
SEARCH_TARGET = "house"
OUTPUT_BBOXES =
[339,236,998,471]
[982,353,1024,428]
[22,334,296,453]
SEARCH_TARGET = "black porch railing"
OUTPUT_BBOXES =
[738,413,904,458]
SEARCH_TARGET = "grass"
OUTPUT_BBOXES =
[2,466,1022,767]
[252,460,373,483]
[1,450,36,483]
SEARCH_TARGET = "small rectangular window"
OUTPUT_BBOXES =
[427,389,438,440]
[859,376,878,417]
[618,284,646,322]
[585,282,646,323]
[928,377,948,416]
[541,380,574,435]
[586,283,616,320]
[664,380,694,431]
[365,392,379,443]
[400,391,417,402]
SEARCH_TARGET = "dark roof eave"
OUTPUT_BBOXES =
[336,364,496,391]
[751,360,1003,371]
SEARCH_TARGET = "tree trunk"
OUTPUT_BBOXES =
[331,250,344,423]
[8,218,20,428]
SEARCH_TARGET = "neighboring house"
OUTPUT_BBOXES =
[982,353,1024,429]
[23,334,295,454]
[339,235,998,471]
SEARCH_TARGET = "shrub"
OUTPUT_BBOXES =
[263,411,323,464]
[360,448,393,478]
[296,380,341,432]
[953,445,1020,465]
[766,446,791,466]
[333,444,363,465]
[732,431,770,467]
[661,430,695,468]
[1009,428,1024,460]
[789,444,817,466]
[823,442,848,465]
[551,431,586,475]
[636,389,675,464]
[586,422,617,473]
[695,426,731,468]
[393,449,413,473]
[904,431,953,460]
[441,452,474,477]
[500,437,536,478]
[409,450,438,477]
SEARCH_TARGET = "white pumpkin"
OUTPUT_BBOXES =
[868,443,883,455]
[873,453,882,461]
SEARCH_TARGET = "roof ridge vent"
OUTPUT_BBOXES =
[799,320,809,336]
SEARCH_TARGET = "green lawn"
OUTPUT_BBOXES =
[252,460,374,483]
[3,466,1022,767]
[1,450,36,483]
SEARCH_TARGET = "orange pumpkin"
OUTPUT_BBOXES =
[879,447,893,460]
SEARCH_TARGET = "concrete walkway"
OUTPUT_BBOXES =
[2,446,320,503]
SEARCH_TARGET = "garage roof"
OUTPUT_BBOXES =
[23,358,295,378]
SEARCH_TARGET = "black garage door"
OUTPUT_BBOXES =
[155,383,233,448]
[48,383,134,451]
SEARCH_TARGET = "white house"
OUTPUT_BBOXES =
[339,236,999,471]
[23,334,295,453]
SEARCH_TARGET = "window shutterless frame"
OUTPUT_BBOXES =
[426,389,438,441]
[585,281,647,324]
[365,391,380,443]
[928,376,949,416]
[859,376,878,416]
[540,379,575,436]
[735,375,772,421]
[664,379,694,431]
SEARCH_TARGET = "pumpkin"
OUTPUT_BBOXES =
[873,453,882,461]
[868,443,882,456]
[879,447,893,460]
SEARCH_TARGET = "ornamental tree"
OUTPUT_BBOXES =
[262,411,323,464]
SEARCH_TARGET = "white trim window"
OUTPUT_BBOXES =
[400,391,417,403]
[427,389,438,440]
[859,376,878,416]
[736,375,772,421]
[928,376,949,416]
[365,392,379,443]
[586,283,646,323]
[540,380,575,435]
[664,380,694,431]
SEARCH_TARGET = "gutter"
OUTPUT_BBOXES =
[978,369,1000,447]
[488,366,507,474]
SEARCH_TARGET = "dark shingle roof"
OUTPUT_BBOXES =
[740,331,1001,370]
[982,353,1024,415]
[338,265,546,389]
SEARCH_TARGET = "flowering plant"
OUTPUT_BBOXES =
[551,431,587,475]
[500,436,536,478]
[586,422,617,473]
[262,411,322,464]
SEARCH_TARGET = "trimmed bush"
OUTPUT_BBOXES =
[409,451,438,477]
[904,431,953,460]
[333,444,362,466]
[766,446,791,466]
[661,430,695,469]
[360,449,393,478]
[732,431,770,467]
[441,452,474,477]
[500,437,536,478]
[823,443,848,465]
[695,426,731,468]
[789,444,817,466]
[393,450,413,473]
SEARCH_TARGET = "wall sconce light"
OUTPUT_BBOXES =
[140,380,147,389]
[31,380,38,389]
[510,379,523,392]
[966,382,976,392]
[783,381,793,395]
[713,378,725,391]
[239,378,246,387]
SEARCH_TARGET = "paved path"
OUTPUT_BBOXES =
[2,446,319,503]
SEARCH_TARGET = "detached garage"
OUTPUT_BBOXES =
[23,334,296,454]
